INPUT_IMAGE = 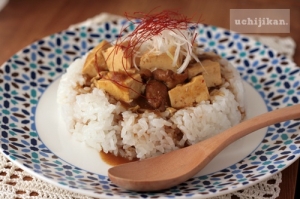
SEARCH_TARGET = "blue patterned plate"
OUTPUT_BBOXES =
[0,19,299,198]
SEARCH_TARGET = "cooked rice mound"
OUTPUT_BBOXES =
[57,53,245,160]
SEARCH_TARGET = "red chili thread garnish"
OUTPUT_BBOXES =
[119,9,201,59]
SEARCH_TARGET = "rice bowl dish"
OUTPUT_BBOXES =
[57,11,245,160]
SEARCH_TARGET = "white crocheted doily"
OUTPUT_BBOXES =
[0,13,296,199]
[0,153,283,199]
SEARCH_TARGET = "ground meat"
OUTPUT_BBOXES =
[145,79,169,111]
[139,68,152,83]
[152,69,188,89]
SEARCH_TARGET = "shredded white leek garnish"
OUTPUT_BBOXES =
[126,29,200,74]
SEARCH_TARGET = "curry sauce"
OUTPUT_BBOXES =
[100,151,137,166]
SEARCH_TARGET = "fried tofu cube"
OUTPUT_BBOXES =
[82,40,111,77]
[168,75,209,108]
[187,59,222,87]
[94,72,142,103]
[102,45,132,72]
[140,46,182,72]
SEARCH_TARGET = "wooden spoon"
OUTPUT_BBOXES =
[108,104,300,191]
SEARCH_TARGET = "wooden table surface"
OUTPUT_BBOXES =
[0,0,299,198]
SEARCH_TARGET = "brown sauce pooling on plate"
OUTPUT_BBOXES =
[100,151,137,166]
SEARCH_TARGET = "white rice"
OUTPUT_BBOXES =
[57,54,245,160]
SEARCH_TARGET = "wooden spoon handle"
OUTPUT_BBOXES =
[199,104,300,159]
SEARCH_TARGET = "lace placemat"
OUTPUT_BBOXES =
[0,13,296,199]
